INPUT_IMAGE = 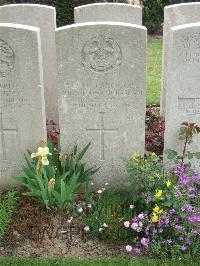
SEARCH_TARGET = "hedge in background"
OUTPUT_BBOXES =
[141,0,200,34]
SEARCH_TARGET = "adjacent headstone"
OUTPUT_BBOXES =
[161,3,200,116]
[0,4,58,122]
[0,24,46,186]
[56,22,147,185]
[74,3,142,25]
[164,23,200,169]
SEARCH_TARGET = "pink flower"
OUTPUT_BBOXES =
[84,226,90,232]
[131,223,138,230]
[125,245,132,253]
[67,216,73,224]
[124,221,130,228]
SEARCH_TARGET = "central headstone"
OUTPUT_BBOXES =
[0,24,46,186]
[164,22,200,170]
[74,3,142,25]
[0,4,58,122]
[161,3,200,116]
[56,22,147,185]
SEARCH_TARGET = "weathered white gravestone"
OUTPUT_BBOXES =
[56,22,147,185]
[0,24,46,186]
[0,4,58,122]
[161,3,200,116]
[164,23,200,170]
[74,3,142,25]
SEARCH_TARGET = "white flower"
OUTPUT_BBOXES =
[97,190,102,194]
[84,226,90,232]
[67,216,73,224]
[105,182,109,186]
[102,188,106,192]
[138,221,143,228]
[31,146,52,165]
[125,245,132,253]
[138,213,144,220]
[78,208,83,213]
[99,227,103,232]
[129,204,134,209]
[124,221,130,228]
[103,223,108,228]
[91,182,94,186]
[131,223,138,230]
[87,204,92,208]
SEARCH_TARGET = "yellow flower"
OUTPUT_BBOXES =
[48,178,56,191]
[153,205,160,213]
[154,189,163,199]
[31,146,52,165]
[132,152,143,163]
[158,209,163,214]
[152,214,159,223]
[166,180,172,187]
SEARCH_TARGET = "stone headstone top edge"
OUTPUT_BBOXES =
[75,3,142,10]
[56,21,147,32]
[0,22,40,32]
[165,2,200,11]
[0,4,56,11]
[171,21,200,31]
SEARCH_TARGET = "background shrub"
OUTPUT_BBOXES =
[141,0,200,34]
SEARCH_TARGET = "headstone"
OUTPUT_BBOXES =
[56,22,147,185]
[74,3,142,25]
[0,24,46,186]
[164,22,200,170]
[161,3,200,116]
[0,4,58,122]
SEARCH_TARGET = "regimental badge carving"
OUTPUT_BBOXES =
[0,39,15,78]
[82,35,122,73]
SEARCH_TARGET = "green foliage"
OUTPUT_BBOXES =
[124,152,164,212]
[141,0,200,34]
[13,142,98,210]
[0,190,15,239]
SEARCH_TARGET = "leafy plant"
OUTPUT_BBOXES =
[0,190,15,239]
[13,141,99,210]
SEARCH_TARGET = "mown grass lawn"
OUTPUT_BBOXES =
[0,258,198,266]
[147,38,163,105]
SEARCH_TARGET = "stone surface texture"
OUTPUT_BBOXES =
[164,23,200,170]
[74,3,142,25]
[0,4,58,122]
[56,22,146,185]
[0,24,46,186]
[161,3,200,116]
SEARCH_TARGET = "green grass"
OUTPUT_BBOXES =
[147,38,163,105]
[0,258,198,266]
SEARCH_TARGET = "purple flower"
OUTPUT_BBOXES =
[188,186,196,193]
[169,209,176,215]
[141,237,149,248]
[175,190,182,197]
[181,245,187,251]
[174,218,179,223]
[133,247,141,255]
[132,216,140,223]
[144,194,152,203]
[188,193,196,199]
[145,227,149,236]
[175,225,184,231]
[181,204,194,213]
[166,239,172,245]
[165,218,170,225]
[185,238,192,245]
[187,216,200,223]
[159,228,163,233]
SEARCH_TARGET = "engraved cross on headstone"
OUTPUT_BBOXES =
[86,112,118,161]
[0,111,18,160]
